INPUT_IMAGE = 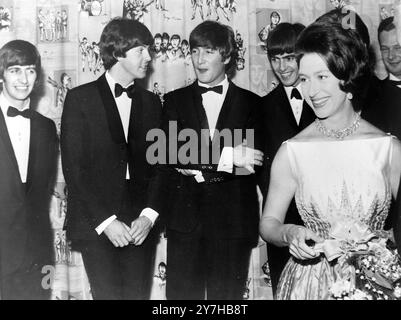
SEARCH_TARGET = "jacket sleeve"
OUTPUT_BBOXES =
[60,90,113,228]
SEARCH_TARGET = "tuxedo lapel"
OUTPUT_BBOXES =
[128,87,142,142]
[187,82,206,134]
[299,100,315,130]
[26,113,42,192]
[276,85,299,131]
[0,109,21,180]
[96,74,126,144]
[213,81,234,143]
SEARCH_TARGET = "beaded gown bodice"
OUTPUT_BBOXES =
[286,136,393,239]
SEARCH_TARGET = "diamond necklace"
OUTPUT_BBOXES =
[315,112,361,140]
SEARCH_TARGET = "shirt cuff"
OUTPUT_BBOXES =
[194,171,205,183]
[217,147,234,173]
[140,208,159,226]
[95,215,117,235]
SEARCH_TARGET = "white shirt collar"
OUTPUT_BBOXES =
[0,92,30,116]
[389,73,401,82]
[105,71,135,98]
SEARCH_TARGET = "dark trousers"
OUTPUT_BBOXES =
[78,236,155,300]
[1,266,50,300]
[75,181,156,300]
[166,225,252,300]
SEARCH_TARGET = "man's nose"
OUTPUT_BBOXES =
[19,71,28,84]
[279,59,287,71]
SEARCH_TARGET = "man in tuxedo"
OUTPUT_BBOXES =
[60,18,162,299]
[260,22,315,296]
[147,20,264,300]
[363,17,401,139]
[0,40,57,299]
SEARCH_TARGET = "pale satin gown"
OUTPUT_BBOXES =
[276,136,394,300]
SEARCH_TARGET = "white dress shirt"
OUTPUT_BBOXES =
[0,93,30,183]
[96,72,157,235]
[198,75,235,174]
[284,83,305,125]
[389,73,401,89]
[199,75,229,139]
[105,71,132,180]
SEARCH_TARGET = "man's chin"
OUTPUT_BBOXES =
[278,76,298,87]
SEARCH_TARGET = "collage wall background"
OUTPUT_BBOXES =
[0,0,399,300]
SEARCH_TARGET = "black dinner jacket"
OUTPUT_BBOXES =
[362,76,401,230]
[0,109,57,276]
[259,84,315,206]
[363,76,401,139]
[61,73,163,242]
[147,80,264,246]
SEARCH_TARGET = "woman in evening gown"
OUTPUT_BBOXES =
[259,21,401,300]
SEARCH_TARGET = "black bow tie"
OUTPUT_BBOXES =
[389,80,401,86]
[115,83,135,98]
[7,106,32,119]
[291,88,302,100]
[198,85,223,95]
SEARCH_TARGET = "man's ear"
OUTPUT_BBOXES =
[223,56,231,65]
[113,52,122,62]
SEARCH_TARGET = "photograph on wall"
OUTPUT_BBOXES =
[150,30,197,93]
[78,36,104,79]
[37,6,69,43]
[189,0,237,22]
[47,69,76,118]
[326,0,348,10]
[249,53,270,97]
[0,0,13,33]
[235,29,246,71]
[122,0,155,23]
[378,2,396,21]
[79,0,108,17]
[256,8,289,54]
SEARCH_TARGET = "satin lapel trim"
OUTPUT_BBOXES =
[277,85,299,130]
[299,100,315,130]
[128,88,142,142]
[189,82,205,134]
[0,109,21,180]
[26,114,41,192]
[96,74,126,144]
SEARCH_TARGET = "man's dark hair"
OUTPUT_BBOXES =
[162,32,170,41]
[171,34,181,42]
[378,17,396,42]
[99,17,153,70]
[296,21,371,112]
[189,20,237,73]
[0,40,42,80]
[266,22,305,58]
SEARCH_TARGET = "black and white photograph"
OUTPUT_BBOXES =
[1,0,401,306]
[37,6,69,43]
[0,0,12,33]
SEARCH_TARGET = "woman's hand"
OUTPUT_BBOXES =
[284,225,324,261]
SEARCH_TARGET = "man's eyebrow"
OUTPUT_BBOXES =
[272,53,296,58]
